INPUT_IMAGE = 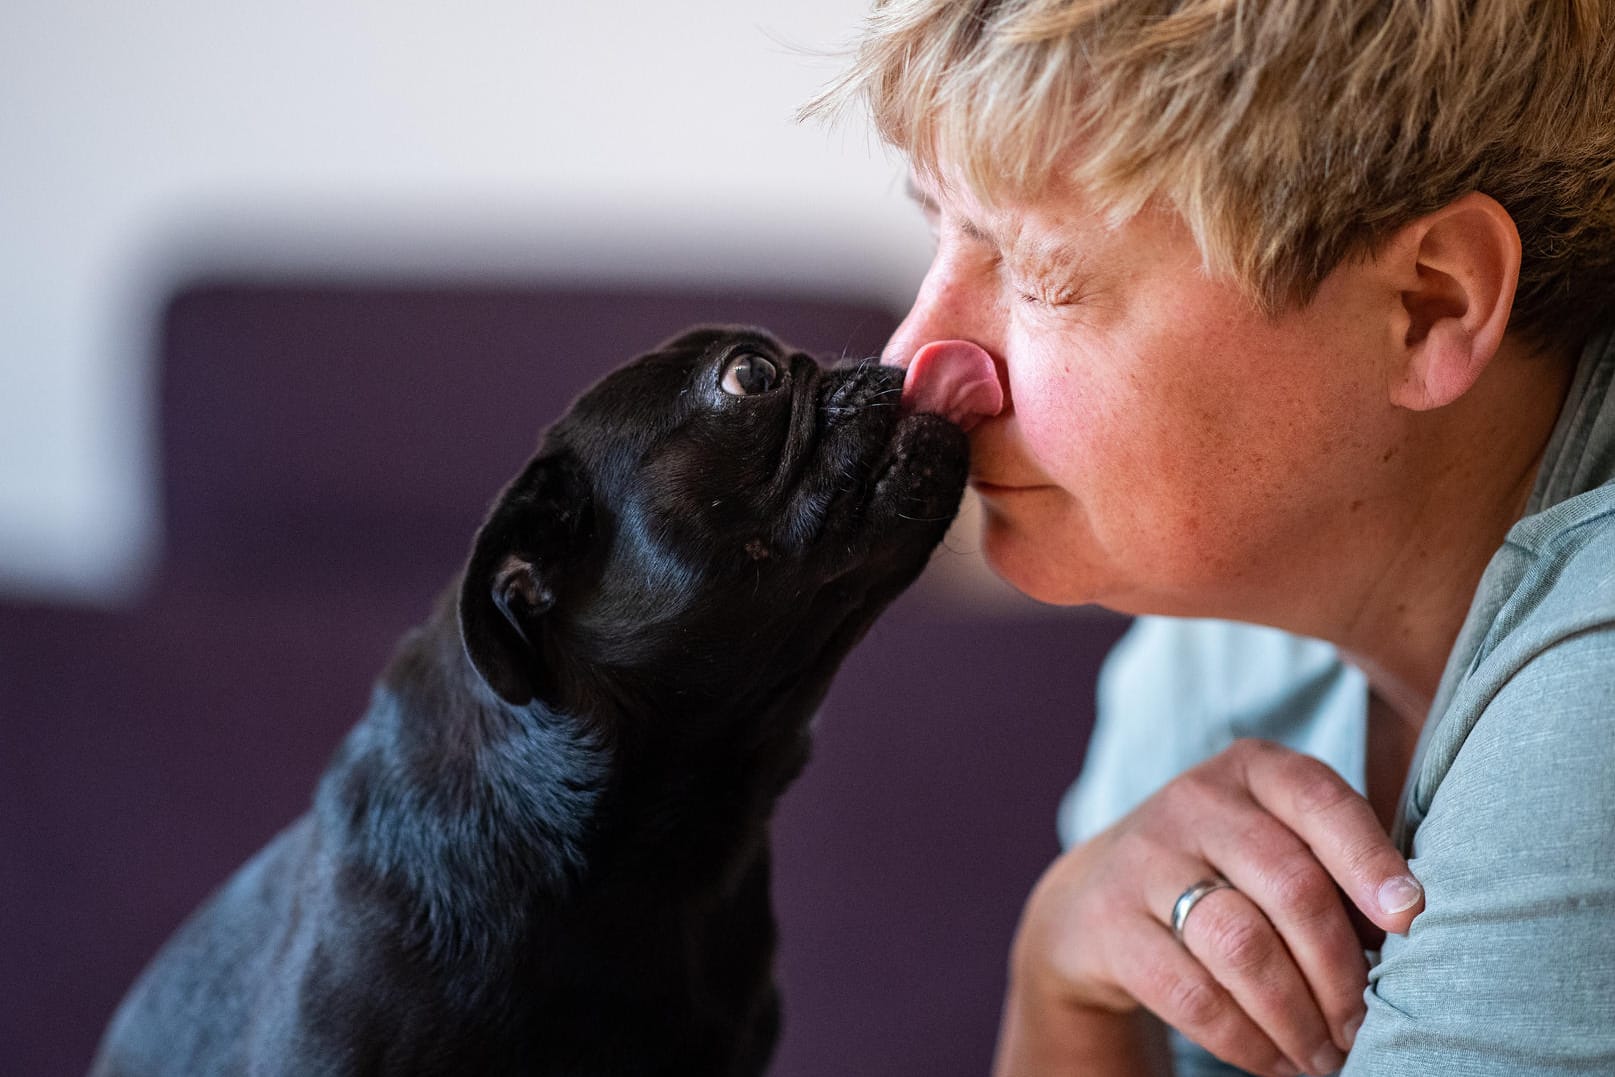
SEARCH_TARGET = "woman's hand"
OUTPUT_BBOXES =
[993,739,1425,1077]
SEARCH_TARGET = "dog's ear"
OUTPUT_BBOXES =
[458,452,590,706]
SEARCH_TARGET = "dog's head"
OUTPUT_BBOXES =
[456,326,968,726]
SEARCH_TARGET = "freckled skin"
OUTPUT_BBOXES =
[886,177,1409,625]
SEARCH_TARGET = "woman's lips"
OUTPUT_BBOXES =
[970,478,1050,497]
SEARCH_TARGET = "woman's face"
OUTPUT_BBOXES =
[885,172,1404,618]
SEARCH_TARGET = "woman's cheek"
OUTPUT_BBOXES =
[1010,346,1113,473]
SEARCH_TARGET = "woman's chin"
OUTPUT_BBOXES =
[978,515,1105,608]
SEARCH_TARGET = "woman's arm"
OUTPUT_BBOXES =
[994,740,1423,1077]
[994,979,1173,1077]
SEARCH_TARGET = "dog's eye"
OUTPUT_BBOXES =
[719,352,782,397]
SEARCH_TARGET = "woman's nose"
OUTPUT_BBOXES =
[881,256,990,371]
[879,257,1008,430]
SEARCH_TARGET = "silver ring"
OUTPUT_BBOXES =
[1170,877,1236,942]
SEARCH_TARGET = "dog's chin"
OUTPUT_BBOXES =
[870,413,970,525]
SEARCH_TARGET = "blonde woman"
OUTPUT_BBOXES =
[811,2,1615,1074]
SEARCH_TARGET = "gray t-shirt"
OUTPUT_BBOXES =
[1065,328,1615,1075]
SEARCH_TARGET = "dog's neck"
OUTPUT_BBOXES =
[314,586,817,976]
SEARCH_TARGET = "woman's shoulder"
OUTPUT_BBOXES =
[1353,578,1615,1073]
[1405,480,1615,827]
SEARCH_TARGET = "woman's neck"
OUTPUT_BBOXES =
[1341,340,1571,709]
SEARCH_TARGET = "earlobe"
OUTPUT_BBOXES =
[1387,192,1521,411]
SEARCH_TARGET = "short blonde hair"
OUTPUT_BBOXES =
[807,0,1615,349]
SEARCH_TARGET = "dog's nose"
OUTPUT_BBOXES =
[897,340,1003,433]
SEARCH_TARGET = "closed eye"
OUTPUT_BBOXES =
[1014,279,1084,307]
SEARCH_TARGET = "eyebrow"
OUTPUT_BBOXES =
[904,174,996,247]
[1020,234,1092,284]
[904,174,1091,281]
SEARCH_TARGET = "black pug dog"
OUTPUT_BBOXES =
[91,326,969,1077]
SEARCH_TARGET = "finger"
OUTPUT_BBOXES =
[1345,898,1387,952]
[1234,739,1425,935]
[1201,813,1372,1054]
[1176,882,1347,1075]
[1120,915,1302,1077]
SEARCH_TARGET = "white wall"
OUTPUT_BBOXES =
[0,0,935,603]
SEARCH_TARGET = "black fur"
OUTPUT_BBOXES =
[91,326,969,1076]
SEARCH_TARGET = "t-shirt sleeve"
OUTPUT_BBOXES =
[1344,625,1615,1074]
[1059,616,1368,847]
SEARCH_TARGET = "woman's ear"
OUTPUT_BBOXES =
[458,453,590,706]
[1384,191,1521,411]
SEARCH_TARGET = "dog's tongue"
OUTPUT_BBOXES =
[898,340,1003,432]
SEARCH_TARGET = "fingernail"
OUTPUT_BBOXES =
[1378,874,1423,914]
[1343,1012,1363,1048]
[1312,1044,1347,1073]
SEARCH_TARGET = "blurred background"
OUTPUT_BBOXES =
[1,2,1124,1073]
